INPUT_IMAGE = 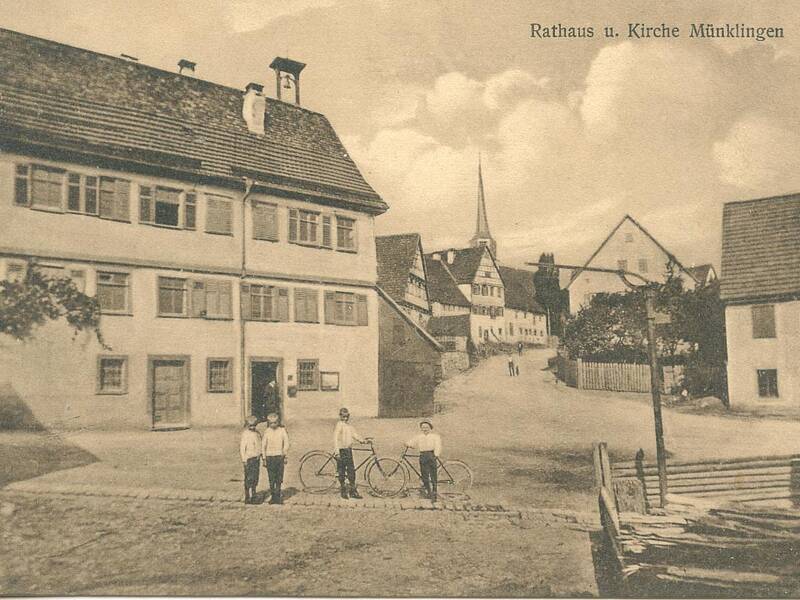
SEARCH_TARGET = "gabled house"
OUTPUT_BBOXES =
[425,246,506,344]
[0,29,388,429]
[497,266,548,346]
[720,193,800,408]
[686,264,718,287]
[567,215,702,313]
[375,233,431,327]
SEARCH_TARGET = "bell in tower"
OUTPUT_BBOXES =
[269,56,306,106]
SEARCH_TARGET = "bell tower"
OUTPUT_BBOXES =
[470,155,497,258]
[269,56,306,106]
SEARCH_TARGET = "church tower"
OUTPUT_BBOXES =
[469,156,497,258]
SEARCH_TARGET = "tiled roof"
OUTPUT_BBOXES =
[686,264,716,286]
[428,247,489,284]
[721,194,800,302]
[423,256,471,307]
[497,266,546,313]
[427,314,471,338]
[375,234,422,304]
[0,28,386,213]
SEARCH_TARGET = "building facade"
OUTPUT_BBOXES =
[721,194,800,409]
[375,233,431,328]
[498,266,548,346]
[0,29,388,429]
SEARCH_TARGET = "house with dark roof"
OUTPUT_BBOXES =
[497,266,548,346]
[720,193,800,408]
[0,28,388,429]
[686,264,718,287]
[425,246,506,344]
[566,215,703,314]
[375,233,431,327]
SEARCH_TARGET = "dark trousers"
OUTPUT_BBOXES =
[337,448,356,487]
[244,456,260,497]
[508,361,515,376]
[420,451,438,495]
[265,456,284,494]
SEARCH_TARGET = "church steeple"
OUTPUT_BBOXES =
[470,154,497,257]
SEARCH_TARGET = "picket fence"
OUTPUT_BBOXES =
[556,356,682,394]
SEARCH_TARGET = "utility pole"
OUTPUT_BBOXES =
[645,287,668,507]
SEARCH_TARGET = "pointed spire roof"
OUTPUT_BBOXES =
[470,154,497,257]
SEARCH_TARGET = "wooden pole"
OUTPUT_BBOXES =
[645,288,668,507]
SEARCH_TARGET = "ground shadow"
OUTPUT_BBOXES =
[0,385,98,488]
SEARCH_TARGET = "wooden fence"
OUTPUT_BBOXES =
[556,356,682,394]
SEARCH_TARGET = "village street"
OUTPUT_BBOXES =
[4,348,800,594]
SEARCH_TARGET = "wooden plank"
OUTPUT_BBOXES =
[613,453,800,471]
[640,465,793,482]
[644,473,794,489]
[593,443,604,489]
[600,442,612,491]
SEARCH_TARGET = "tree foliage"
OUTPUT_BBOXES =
[0,263,107,347]
[533,252,566,336]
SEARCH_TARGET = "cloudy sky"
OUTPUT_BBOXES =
[2,0,798,268]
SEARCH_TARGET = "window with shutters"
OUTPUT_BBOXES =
[97,356,128,394]
[202,280,233,319]
[207,358,233,392]
[253,201,279,241]
[30,165,65,210]
[158,277,188,316]
[323,291,368,326]
[65,173,100,215]
[97,177,130,221]
[206,194,233,235]
[97,271,130,314]
[294,288,319,323]
[241,284,289,322]
[297,359,319,391]
[321,214,333,248]
[472,284,480,295]
[757,369,779,398]
[288,208,321,245]
[752,305,776,339]
[336,216,357,251]
[140,186,195,229]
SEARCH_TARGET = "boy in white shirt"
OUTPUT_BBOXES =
[333,407,368,499]
[239,415,262,504]
[261,412,289,504]
[406,420,442,502]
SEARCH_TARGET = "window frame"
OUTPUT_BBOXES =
[252,200,279,242]
[756,369,779,398]
[96,270,132,315]
[297,359,320,391]
[96,355,129,395]
[335,214,358,252]
[205,194,234,236]
[157,276,189,317]
[207,357,234,393]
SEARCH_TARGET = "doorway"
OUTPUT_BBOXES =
[150,357,190,429]
[250,360,281,422]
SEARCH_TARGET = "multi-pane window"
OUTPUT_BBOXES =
[336,216,356,250]
[752,305,776,339]
[158,277,188,316]
[241,284,289,322]
[140,186,194,229]
[96,271,130,314]
[324,291,368,326]
[206,195,233,235]
[14,165,120,218]
[472,284,480,295]
[757,369,779,398]
[253,201,278,241]
[97,356,128,394]
[481,284,488,295]
[30,165,65,209]
[294,288,319,323]
[297,359,319,391]
[207,359,233,393]
[638,258,648,273]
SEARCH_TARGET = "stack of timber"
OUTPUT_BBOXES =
[617,495,800,597]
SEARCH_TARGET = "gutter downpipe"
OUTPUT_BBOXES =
[240,177,256,423]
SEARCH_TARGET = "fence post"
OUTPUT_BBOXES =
[577,358,583,389]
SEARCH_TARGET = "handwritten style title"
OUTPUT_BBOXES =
[530,22,785,42]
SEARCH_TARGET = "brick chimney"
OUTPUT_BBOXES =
[242,82,266,135]
[178,59,196,75]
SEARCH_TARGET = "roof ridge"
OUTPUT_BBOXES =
[723,192,800,207]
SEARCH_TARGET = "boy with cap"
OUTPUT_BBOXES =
[333,407,368,499]
[406,420,443,501]
[239,415,262,504]
[261,412,289,504]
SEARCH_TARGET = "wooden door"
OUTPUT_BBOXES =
[152,359,188,428]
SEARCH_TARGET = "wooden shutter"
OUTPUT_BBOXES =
[218,281,232,318]
[356,294,368,326]
[276,287,289,322]
[191,280,206,317]
[207,196,233,234]
[240,283,251,321]
[184,193,197,230]
[253,202,278,241]
[324,291,336,324]
[321,214,332,248]
[139,185,154,223]
[98,177,115,218]
[307,289,319,322]
[14,165,30,206]
[288,208,298,242]
[293,289,305,322]
[114,180,130,221]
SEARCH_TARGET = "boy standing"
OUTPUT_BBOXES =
[333,407,367,499]
[261,412,289,504]
[239,415,262,504]
[406,420,443,502]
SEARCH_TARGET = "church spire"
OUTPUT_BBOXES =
[470,154,497,257]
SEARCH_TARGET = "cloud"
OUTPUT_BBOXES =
[713,114,800,192]
[225,0,337,33]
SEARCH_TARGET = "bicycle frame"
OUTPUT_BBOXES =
[400,448,454,484]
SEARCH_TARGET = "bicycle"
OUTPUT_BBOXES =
[365,446,474,499]
[297,438,403,498]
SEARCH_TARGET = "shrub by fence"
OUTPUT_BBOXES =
[556,356,682,394]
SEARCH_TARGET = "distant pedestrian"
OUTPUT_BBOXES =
[239,415,262,504]
[508,355,516,377]
[406,420,443,502]
[333,407,368,499]
[261,413,289,504]
[517,341,523,356]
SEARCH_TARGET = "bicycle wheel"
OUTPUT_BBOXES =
[366,458,407,498]
[298,451,339,494]
[438,459,473,495]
